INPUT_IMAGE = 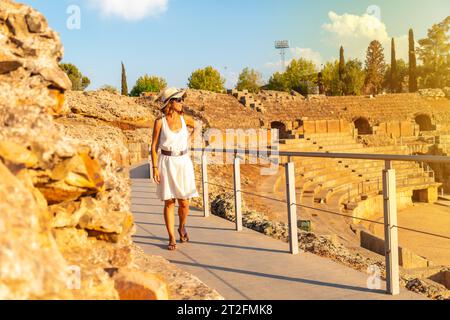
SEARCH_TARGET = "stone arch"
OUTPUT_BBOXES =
[354,117,373,135]
[414,114,435,132]
[271,121,288,139]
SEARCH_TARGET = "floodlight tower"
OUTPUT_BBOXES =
[275,40,290,71]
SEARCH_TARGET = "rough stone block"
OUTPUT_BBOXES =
[387,121,401,138]
[399,247,429,269]
[377,122,387,135]
[339,120,351,133]
[316,120,328,133]
[327,120,340,133]
[400,121,414,136]
[303,121,316,134]
[413,186,438,203]
[113,269,169,300]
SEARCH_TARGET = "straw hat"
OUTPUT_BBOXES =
[157,87,187,110]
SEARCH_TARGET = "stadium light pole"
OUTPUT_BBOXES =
[275,40,290,72]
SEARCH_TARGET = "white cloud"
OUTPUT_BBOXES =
[265,47,323,71]
[322,11,388,41]
[89,0,168,21]
[322,11,409,62]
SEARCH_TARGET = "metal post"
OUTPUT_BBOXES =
[285,162,299,255]
[233,157,243,231]
[201,154,210,218]
[382,160,400,295]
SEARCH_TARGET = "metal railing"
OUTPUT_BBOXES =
[192,147,450,296]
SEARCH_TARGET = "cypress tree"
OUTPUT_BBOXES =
[390,38,398,93]
[339,46,345,80]
[121,62,128,96]
[408,29,418,92]
[338,46,346,95]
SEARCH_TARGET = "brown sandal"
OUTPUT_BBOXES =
[178,227,189,243]
[168,242,177,251]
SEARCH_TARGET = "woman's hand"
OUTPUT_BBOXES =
[153,168,161,184]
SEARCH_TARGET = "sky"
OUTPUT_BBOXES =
[20,0,450,90]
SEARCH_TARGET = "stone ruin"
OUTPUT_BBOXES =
[227,89,266,112]
[1,0,448,300]
[174,80,450,297]
[419,88,450,99]
[0,0,222,300]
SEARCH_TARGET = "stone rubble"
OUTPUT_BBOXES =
[419,88,447,98]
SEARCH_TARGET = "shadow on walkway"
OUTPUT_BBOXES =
[134,234,288,254]
[168,260,385,295]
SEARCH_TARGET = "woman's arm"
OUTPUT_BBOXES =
[184,115,201,145]
[184,115,196,128]
[151,118,162,184]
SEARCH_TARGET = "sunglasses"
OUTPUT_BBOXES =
[169,97,184,103]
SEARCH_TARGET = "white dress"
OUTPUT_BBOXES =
[156,116,199,201]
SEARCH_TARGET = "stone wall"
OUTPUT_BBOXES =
[359,231,433,269]
[351,186,440,227]
[61,90,154,166]
[0,0,221,300]
[215,90,450,136]
[375,121,417,137]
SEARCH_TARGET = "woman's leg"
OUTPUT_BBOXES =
[164,199,177,248]
[177,199,190,240]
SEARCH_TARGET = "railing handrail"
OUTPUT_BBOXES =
[191,147,450,164]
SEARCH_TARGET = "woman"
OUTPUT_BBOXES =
[151,87,199,251]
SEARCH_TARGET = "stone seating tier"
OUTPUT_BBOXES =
[275,132,439,208]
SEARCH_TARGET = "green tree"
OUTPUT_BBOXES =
[384,59,408,93]
[236,68,263,93]
[322,59,365,96]
[99,85,119,94]
[121,62,128,96]
[383,59,409,93]
[284,58,318,95]
[343,59,365,95]
[60,63,90,91]
[364,40,386,95]
[266,58,317,94]
[321,61,343,96]
[409,29,418,92]
[188,66,225,93]
[130,75,167,97]
[389,38,399,93]
[417,16,450,88]
[266,72,289,91]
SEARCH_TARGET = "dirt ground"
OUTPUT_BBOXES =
[365,203,450,267]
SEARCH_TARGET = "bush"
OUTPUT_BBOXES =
[99,85,119,94]
[188,66,225,93]
[266,58,317,94]
[266,72,289,92]
[130,75,167,97]
[59,63,90,91]
[236,68,263,93]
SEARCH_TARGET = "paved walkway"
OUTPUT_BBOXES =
[130,163,425,300]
